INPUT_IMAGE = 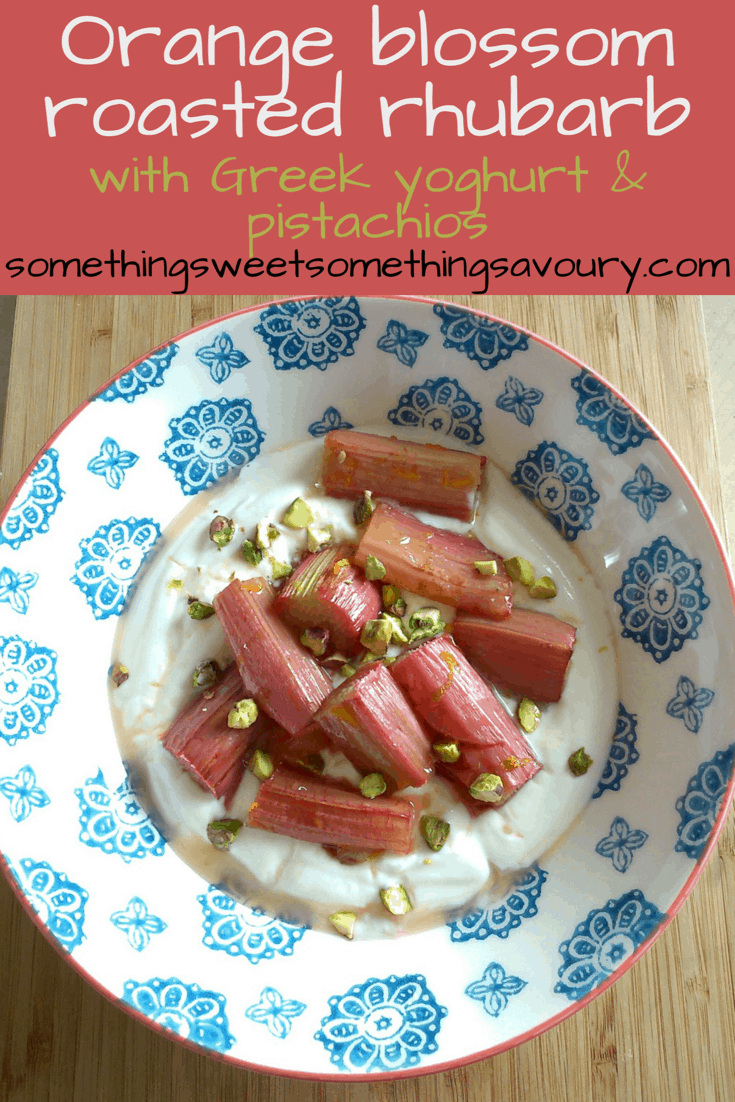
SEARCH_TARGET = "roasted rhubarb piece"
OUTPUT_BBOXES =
[273,544,381,656]
[354,503,513,619]
[265,722,329,766]
[453,607,577,703]
[322,430,485,521]
[162,663,270,806]
[315,662,433,789]
[213,578,332,735]
[248,765,417,854]
[392,634,540,811]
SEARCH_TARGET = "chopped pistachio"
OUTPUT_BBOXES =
[209,515,235,549]
[329,911,357,939]
[269,557,293,580]
[474,560,499,576]
[380,885,413,916]
[110,662,129,687]
[249,749,274,781]
[360,618,393,656]
[301,627,329,657]
[282,497,315,529]
[206,819,242,850]
[504,556,536,587]
[408,607,446,637]
[228,698,259,729]
[420,815,450,852]
[382,584,407,617]
[364,555,386,581]
[529,576,557,599]
[340,663,357,678]
[333,557,351,576]
[359,773,387,799]
[381,612,409,645]
[187,599,215,620]
[470,773,504,803]
[307,524,333,552]
[354,491,375,526]
[255,520,280,550]
[518,697,541,733]
[241,539,263,566]
[433,739,461,763]
[336,449,347,464]
[166,578,183,591]
[192,660,221,690]
[568,747,593,776]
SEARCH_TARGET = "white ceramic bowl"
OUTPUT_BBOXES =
[0,297,733,1079]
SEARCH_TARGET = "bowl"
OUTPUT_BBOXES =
[0,296,733,1079]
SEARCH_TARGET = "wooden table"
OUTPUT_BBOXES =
[2,296,734,1102]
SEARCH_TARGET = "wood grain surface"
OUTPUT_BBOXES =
[1,295,733,1102]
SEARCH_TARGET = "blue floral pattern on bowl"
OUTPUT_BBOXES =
[593,703,640,799]
[465,962,527,1018]
[315,974,447,1073]
[11,858,87,953]
[308,406,354,437]
[71,517,161,620]
[195,331,250,384]
[198,888,307,963]
[675,743,735,860]
[76,770,166,862]
[111,897,167,951]
[448,866,547,941]
[255,298,365,370]
[0,636,59,747]
[0,449,62,550]
[96,344,178,403]
[87,438,139,490]
[433,304,529,369]
[495,376,544,426]
[621,464,671,522]
[388,377,483,445]
[510,441,599,541]
[614,535,710,663]
[121,977,235,1053]
[666,675,715,734]
[0,567,38,616]
[377,319,429,366]
[595,817,648,873]
[555,889,665,1000]
[160,398,265,495]
[0,765,50,822]
[571,371,655,454]
[245,987,306,1039]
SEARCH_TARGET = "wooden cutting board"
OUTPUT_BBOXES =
[1,295,733,1102]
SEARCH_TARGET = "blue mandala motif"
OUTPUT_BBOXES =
[111,897,167,951]
[571,371,655,455]
[0,635,59,746]
[433,303,529,370]
[593,703,640,799]
[245,987,306,1039]
[377,319,429,367]
[87,437,139,490]
[465,962,527,1018]
[510,441,599,541]
[308,406,354,437]
[0,566,38,615]
[75,769,166,862]
[0,765,50,822]
[255,298,365,371]
[195,332,250,384]
[10,858,87,953]
[448,866,547,942]
[495,376,544,426]
[621,464,671,522]
[0,448,62,549]
[71,517,161,620]
[121,977,235,1053]
[675,743,735,860]
[388,377,483,445]
[160,398,265,495]
[198,888,307,963]
[96,344,178,403]
[315,973,447,1073]
[595,817,648,873]
[666,675,715,734]
[555,889,665,1001]
[614,535,709,663]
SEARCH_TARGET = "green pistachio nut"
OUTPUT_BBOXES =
[469,773,504,803]
[306,524,333,552]
[340,663,357,679]
[474,560,499,576]
[381,612,409,645]
[282,497,315,529]
[269,557,293,580]
[504,556,536,587]
[241,539,263,566]
[228,698,259,729]
[206,819,243,850]
[192,660,220,690]
[300,627,329,657]
[187,599,215,620]
[420,815,450,852]
[433,739,461,763]
[249,749,274,781]
[359,773,387,799]
[360,618,393,656]
[518,697,541,733]
[354,491,375,526]
[209,515,235,549]
[329,911,357,939]
[364,555,386,581]
[568,747,593,776]
[110,662,129,687]
[379,885,413,916]
[529,576,557,599]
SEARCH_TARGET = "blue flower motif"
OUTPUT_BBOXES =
[111,897,167,951]
[388,377,483,446]
[621,464,671,522]
[96,344,178,403]
[595,817,649,873]
[160,398,265,496]
[433,304,529,370]
[675,743,735,860]
[0,448,62,549]
[71,517,161,620]
[198,888,307,963]
[571,371,655,455]
[377,319,429,367]
[510,441,599,542]
[448,866,547,942]
[666,675,715,734]
[614,535,710,663]
[0,566,38,615]
[315,973,447,1073]
[75,769,166,862]
[308,406,354,437]
[87,438,139,490]
[245,987,306,1039]
[495,376,544,426]
[0,636,59,746]
[593,703,640,799]
[0,765,50,822]
[121,977,235,1053]
[465,962,527,1018]
[195,332,250,384]
[555,889,665,1000]
[10,858,87,953]
[255,298,365,370]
